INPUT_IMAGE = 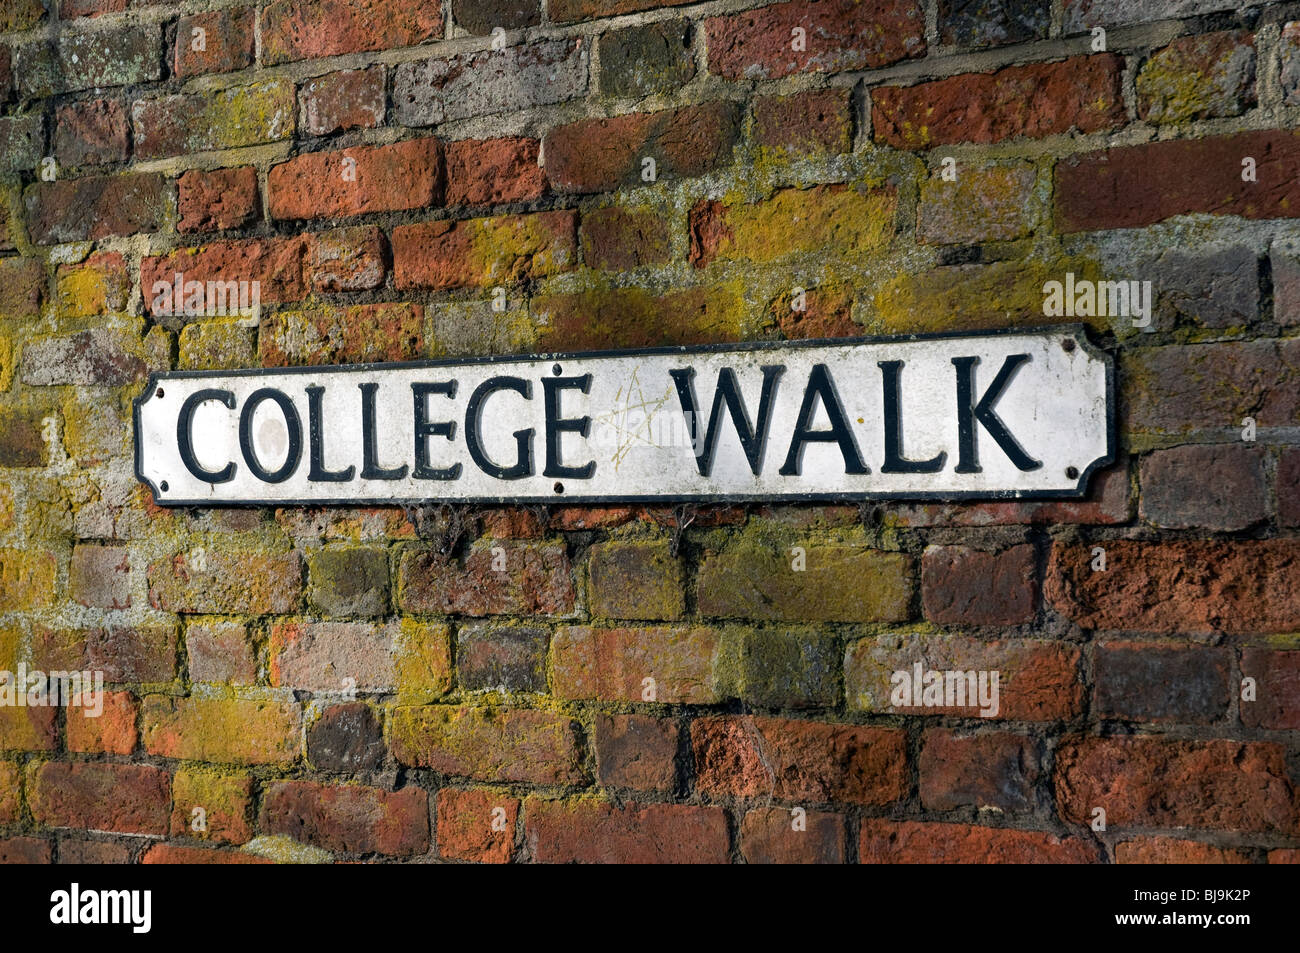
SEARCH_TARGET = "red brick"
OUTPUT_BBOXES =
[595,713,679,792]
[452,0,540,33]
[1136,30,1256,123]
[552,626,719,703]
[860,819,1099,863]
[1281,449,1300,528]
[142,844,269,864]
[310,225,386,292]
[753,87,853,155]
[142,238,311,319]
[1269,848,1300,864]
[919,730,1040,813]
[1046,539,1300,635]
[86,625,177,682]
[739,807,845,864]
[390,706,584,785]
[59,0,125,17]
[0,762,19,823]
[873,54,1124,149]
[692,715,907,806]
[398,541,574,616]
[921,544,1037,625]
[149,548,301,614]
[0,707,57,752]
[917,160,1038,244]
[588,539,685,621]
[1139,444,1268,531]
[1115,836,1251,864]
[132,82,294,159]
[54,99,127,167]
[455,624,547,692]
[0,257,44,318]
[436,788,518,863]
[22,328,151,386]
[170,769,253,845]
[66,691,138,755]
[445,137,546,207]
[1056,130,1300,233]
[706,0,924,79]
[69,544,130,609]
[0,837,52,864]
[1094,641,1230,724]
[27,762,170,835]
[186,621,257,685]
[393,210,577,290]
[141,696,303,767]
[544,102,740,194]
[268,620,401,693]
[525,799,729,863]
[1056,737,1297,833]
[58,839,133,864]
[260,780,429,856]
[260,303,424,366]
[268,138,443,221]
[768,284,857,338]
[174,7,255,78]
[55,251,129,316]
[1241,649,1300,730]
[550,0,684,22]
[846,634,1082,721]
[260,0,443,66]
[24,172,166,244]
[299,66,385,136]
[177,167,260,233]
[580,205,670,271]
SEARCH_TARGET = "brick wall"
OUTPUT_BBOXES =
[0,0,1297,864]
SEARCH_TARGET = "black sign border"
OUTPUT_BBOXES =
[134,323,1116,507]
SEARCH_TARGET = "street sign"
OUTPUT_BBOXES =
[134,326,1113,506]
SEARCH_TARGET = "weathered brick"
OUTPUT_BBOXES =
[260,302,423,366]
[873,54,1123,149]
[308,546,389,617]
[545,102,739,194]
[148,549,302,614]
[525,799,729,863]
[22,328,150,386]
[0,114,42,172]
[533,284,746,351]
[917,160,1037,244]
[706,0,924,79]
[268,138,442,221]
[0,549,57,611]
[550,0,689,20]
[690,185,896,268]
[394,39,587,126]
[552,625,718,703]
[1047,539,1300,635]
[298,66,385,136]
[0,837,51,864]
[389,706,583,785]
[178,321,258,370]
[1124,340,1300,438]
[452,0,540,33]
[269,621,404,692]
[59,0,126,17]
[1143,244,1258,329]
[15,26,160,97]
[1139,444,1268,531]
[58,839,133,864]
[186,620,257,685]
[846,633,1082,721]
[86,625,177,683]
[24,172,166,244]
[436,788,519,863]
[739,806,845,864]
[261,0,443,66]
[133,81,294,159]
[1056,131,1300,232]
[56,251,129,317]
[1115,836,1251,864]
[0,256,44,317]
[1282,23,1300,106]
[753,87,852,156]
[177,167,260,233]
[1280,449,1300,528]
[1095,641,1230,724]
[697,542,911,623]
[141,844,269,864]
[1065,0,1249,33]
[309,226,386,291]
[861,819,1099,863]
[588,539,684,621]
[170,768,253,845]
[456,624,549,693]
[396,209,578,291]
[174,7,255,78]
[0,762,18,823]
[938,0,1049,48]
[261,780,429,856]
[69,544,130,609]
[692,715,908,806]
[1056,737,1297,833]
[595,713,678,792]
[308,702,386,772]
[599,19,695,98]
[1137,31,1255,123]
[27,762,169,835]
[919,730,1040,813]
[142,236,312,325]
[580,205,670,270]
[1241,649,1300,731]
[921,544,1036,626]
[399,541,573,617]
[724,628,841,709]
[0,0,45,32]
[444,137,546,208]
[0,706,56,752]
[141,695,302,766]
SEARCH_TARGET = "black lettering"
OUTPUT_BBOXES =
[359,382,408,481]
[413,381,462,481]
[305,385,355,482]
[779,364,869,476]
[466,376,534,480]
[239,387,302,484]
[952,354,1041,473]
[542,374,595,479]
[177,388,236,484]
[878,361,946,473]
[670,365,783,477]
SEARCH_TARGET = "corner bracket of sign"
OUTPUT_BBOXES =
[133,324,1117,508]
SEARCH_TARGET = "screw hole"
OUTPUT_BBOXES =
[553,482,564,494]
[1065,466,1079,479]
[156,388,165,398]
[1062,339,1075,352]
[160,481,169,492]
[552,363,562,376]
